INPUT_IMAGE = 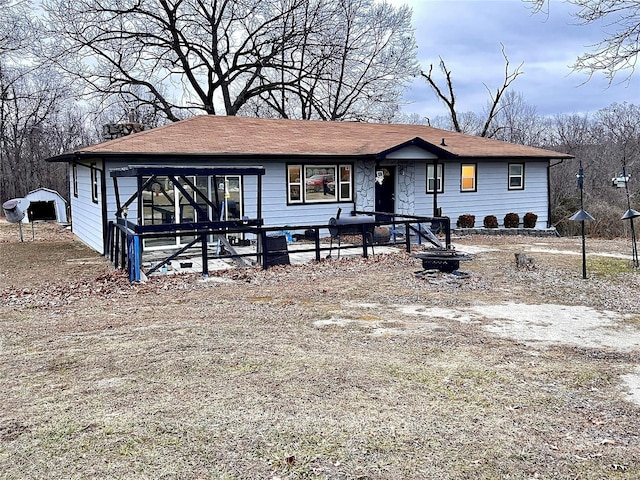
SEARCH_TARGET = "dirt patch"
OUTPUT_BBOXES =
[314,300,640,407]
[472,303,640,351]
[1,222,639,479]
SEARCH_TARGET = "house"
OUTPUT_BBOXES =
[47,115,572,255]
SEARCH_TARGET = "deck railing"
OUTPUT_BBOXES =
[106,213,450,281]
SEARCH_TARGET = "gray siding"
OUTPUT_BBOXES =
[260,162,354,226]
[69,151,552,254]
[413,160,549,227]
[69,162,104,252]
[386,145,438,161]
[106,173,138,222]
[104,159,354,229]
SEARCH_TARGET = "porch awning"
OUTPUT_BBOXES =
[109,165,266,177]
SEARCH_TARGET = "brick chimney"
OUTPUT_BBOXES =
[102,122,146,141]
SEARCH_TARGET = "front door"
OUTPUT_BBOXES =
[375,166,395,221]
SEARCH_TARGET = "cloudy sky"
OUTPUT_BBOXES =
[389,0,639,120]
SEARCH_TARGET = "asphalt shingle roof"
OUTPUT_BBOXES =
[73,115,572,159]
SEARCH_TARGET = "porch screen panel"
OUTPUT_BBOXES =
[143,175,177,248]
[196,176,210,220]
[179,176,198,244]
[217,176,242,220]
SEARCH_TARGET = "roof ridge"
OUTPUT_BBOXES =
[62,115,572,160]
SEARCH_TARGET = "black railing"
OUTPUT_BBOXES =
[106,213,451,281]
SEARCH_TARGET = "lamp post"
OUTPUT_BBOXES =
[618,160,640,269]
[569,160,594,279]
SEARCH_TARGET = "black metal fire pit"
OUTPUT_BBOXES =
[413,249,474,273]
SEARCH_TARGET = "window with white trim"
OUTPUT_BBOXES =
[338,165,352,200]
[90,163,99,203]
[287,166,303,203]
[426,163,444,193]
[460,164,477,192]
[287,164,352,204]
[508,163,524,190]
[72,164,78,197]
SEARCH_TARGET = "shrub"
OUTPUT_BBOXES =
[456,214,475,228]
[503,212,520,228]
[523,212,538,229]
[483,215,498,228]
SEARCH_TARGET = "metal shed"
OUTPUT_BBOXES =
[22,188,68,223]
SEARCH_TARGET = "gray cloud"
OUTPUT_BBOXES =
[395,0,639,118]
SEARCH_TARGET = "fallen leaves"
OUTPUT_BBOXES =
[1,230,640,479]
[0,271,133,308]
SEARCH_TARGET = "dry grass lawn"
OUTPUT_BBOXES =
[1,221,639,479]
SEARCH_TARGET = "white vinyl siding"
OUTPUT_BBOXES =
[104,160,354,234]
[69,153,551,254]
[69,161,104,252]
[415,160,549,227]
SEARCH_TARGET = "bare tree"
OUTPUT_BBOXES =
[0,0,31,57]
[0,65,80,201]
[0,0,91,202]
[42,0,417,123]
[93,86,174,132]
[593,102,640,202]
[1,0,37,200]
[420,44,523,137]
[241,0,328,119]
[42,0,309,121]
[245,0,417,122]
[525,0,640,82]
[425,111,485,136]
[546,104,640,237]
[491,91,547,146]
[299,0,417,122]
[594,102,640,160]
